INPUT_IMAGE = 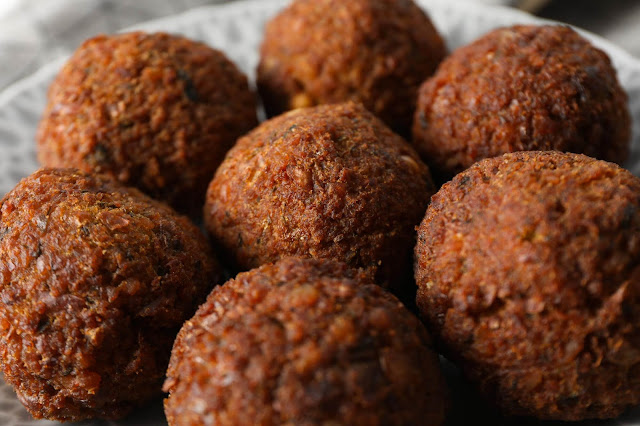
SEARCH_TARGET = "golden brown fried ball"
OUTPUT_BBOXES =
[37,31,258,217]
[204,102,434,298]
[258,0,446,136]
[413,25,631,182]
[0,168,220,421]
[415,151,640,420]
[164,256,449,426]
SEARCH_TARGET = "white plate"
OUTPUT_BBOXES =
[0,0,639,425]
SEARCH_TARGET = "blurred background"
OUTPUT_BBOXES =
[536,0,640,57]
[0,0,638,91]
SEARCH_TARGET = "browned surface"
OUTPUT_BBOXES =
[0,168,220,421]
[204,102,434,299]
[413,25,631,182]
[164,256,449,426]
[257,0,446,137]
[37,31,258,217]
[415,151,640,420]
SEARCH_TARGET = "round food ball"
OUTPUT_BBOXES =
[37,31,258,217]
[412,25,631,182]
[204,102,434,297]
[415,151,640,420]
[163,256,449,425]
[257,0,446,136]
[0,168,221,421]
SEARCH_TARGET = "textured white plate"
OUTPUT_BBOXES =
[0,0,639,425]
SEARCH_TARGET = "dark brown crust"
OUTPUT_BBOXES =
[257,0,446,136]
[164,256,449,426]
[412,25,631,182]
[415,151,640,420]
[37,31,258,217]
[0,168,220,421]
[203,102,434,296]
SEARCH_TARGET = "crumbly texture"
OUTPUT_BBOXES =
[163,256,449,426]
[0,168,220,421]
[415,151,640,420]
[37,31,258,217]
[204,102,434,298]
[412,25,631,182]
[257,0,446,137]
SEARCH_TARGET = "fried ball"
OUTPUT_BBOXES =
[413,25,631,182]
[37,31,258,217]
[257,0,446,137]
[415,151,640,420]
[0,168,220,421]
[163,256,449,425]
[204,102,434,298]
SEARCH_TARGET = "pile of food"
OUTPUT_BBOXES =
[0,0,638,424]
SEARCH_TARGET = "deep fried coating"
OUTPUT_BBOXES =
[413,25,631,182]
[37,31,258,217]
[204,102,434,297]
[0,168,220,421]
[415,151,640,420]
[164,256,449,425]
[258,0,446,136]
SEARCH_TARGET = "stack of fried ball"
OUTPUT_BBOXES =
[203,101,434,300]
[0,168,220,421]
[412,24,631,182]
[164,256,449,425]
[0,0,637,424]
[415,151,640,421]
[257,0,446,137]
[36,31,258,217]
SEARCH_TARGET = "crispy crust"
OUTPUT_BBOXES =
[164,256,449,425]
[415,151,640,420]
[258,0,446,136]
[0,168,220,421]
[204,102,434,297]
[413,25,631,182]
[37,31,258,217]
